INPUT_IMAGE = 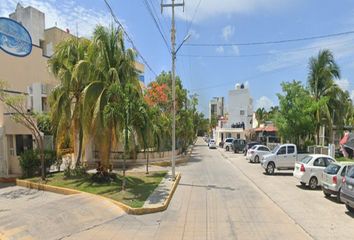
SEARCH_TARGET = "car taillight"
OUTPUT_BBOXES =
[332,176,337,184]
[300,164,305,172]
[342,177,346,184]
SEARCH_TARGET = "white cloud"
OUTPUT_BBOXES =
[335,78,350,91]
[256,96,274,110]
[188,29,200,40]
[222,25,235,41]
[259,35,354,72]
[172,0,295,23]
[0,0,112,37]
[216,46,224,54]
[231,45,240,55]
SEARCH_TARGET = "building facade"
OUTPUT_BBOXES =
[227,83,253,129]
[209,97,224,121]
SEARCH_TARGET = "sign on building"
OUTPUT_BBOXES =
[0,17,32,57]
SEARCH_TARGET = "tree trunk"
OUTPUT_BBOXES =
[75,126,83,168]
[39,137,46,180]
[122,125,128,191]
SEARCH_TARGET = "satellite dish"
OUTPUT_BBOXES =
[0,17,32,57]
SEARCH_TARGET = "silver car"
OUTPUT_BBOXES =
[340,165,354,213]
[246,145,270,163]
[322,162,354,202]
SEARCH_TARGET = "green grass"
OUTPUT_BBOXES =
[26,171,167,208]
[336,157,354,162]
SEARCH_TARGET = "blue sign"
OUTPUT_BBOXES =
[0,17,32,57]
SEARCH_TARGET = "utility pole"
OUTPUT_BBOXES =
[161,0,184,180]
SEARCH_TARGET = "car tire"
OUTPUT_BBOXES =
[255,155,259,163]
[309,177,318,190]
[346,204,354,213]
[266,162,275,175]
[226,146,229,151]
[323,192,331,198]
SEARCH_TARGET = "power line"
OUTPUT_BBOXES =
[185,30,354,47]
[103,0,158,77]
[143,0,171,53]
[179,37,354,58]
[185,0,202,36]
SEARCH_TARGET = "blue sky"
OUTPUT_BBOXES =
[2,0,354,116]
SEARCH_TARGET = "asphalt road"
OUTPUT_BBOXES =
[221,148,354,240]
[1,138,343,240]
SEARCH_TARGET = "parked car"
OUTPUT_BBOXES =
[293,154,336,190]
[261,144,309,175]
[246,145,271,163]
[322,162,354,202]
[340,165,354,213]
[243,141,260,156]
[208,139,217,149]
[223,138,234,151]
[232,139,247,153]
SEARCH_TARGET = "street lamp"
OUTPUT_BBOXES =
[171,33,191,180]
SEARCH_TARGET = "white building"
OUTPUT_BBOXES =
[212,83,253,145]
[227,83,253,129]
[209,97,224,121]
[9,4,45,46]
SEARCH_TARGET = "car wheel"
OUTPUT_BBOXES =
[323,192,331,198]
[226,146,229,151]
[255,155,259,163]
[346,204,354,213]
[266,162,275,175]
[309,177,318,190]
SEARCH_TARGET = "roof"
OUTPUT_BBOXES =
[254,125,277,132]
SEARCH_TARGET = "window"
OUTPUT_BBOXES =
[287,146,295,154]
[7,135,14,156]
[277,147,286,155]
[237,134,240,139]
[324,164,340,175]
[240,110,245,116]
[301,156,313,164]
[324,158,334,167]
[259,147,269,152]
[313,158,326,167]
[15,135,33,156]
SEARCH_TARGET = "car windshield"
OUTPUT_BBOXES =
[225,139,233,143]
[271,145,280,154]
[347,165,354,178]
[250,145,258,150]
[324,164,340,175]
[300,156,313,164]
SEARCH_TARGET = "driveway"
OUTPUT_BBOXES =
[221,149,354,239]
[0,138,312,240]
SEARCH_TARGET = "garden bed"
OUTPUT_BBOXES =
[25,171,167,208]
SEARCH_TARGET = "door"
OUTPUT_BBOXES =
[285,145,296,167]
[276,146,287,168]
[312,157,327,181]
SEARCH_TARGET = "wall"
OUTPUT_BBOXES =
[43,27,73,56]
[9,5,45,46]
[228,88,253,129]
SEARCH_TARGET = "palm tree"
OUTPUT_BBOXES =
[82,25,141,189]
[255,108,267,127]
[48,37,91,166]
[307,49,340,144]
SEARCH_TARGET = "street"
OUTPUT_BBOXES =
[1,138,353,239]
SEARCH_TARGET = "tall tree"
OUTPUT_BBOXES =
[255,108,267,127]
[275,81,316,145]
[48,37,91,166]
[82,25,141,189]
[307,49,340,144]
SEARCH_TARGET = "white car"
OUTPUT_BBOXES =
[208,139,217,149]
[223,138,234,151]
[293,154,336,190]
[246,145,270,163]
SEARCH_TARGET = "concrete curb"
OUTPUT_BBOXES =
[16,173,181,215]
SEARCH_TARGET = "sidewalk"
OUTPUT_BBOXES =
[143,171,178,208]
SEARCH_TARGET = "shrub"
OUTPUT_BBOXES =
[19,149,40,178]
